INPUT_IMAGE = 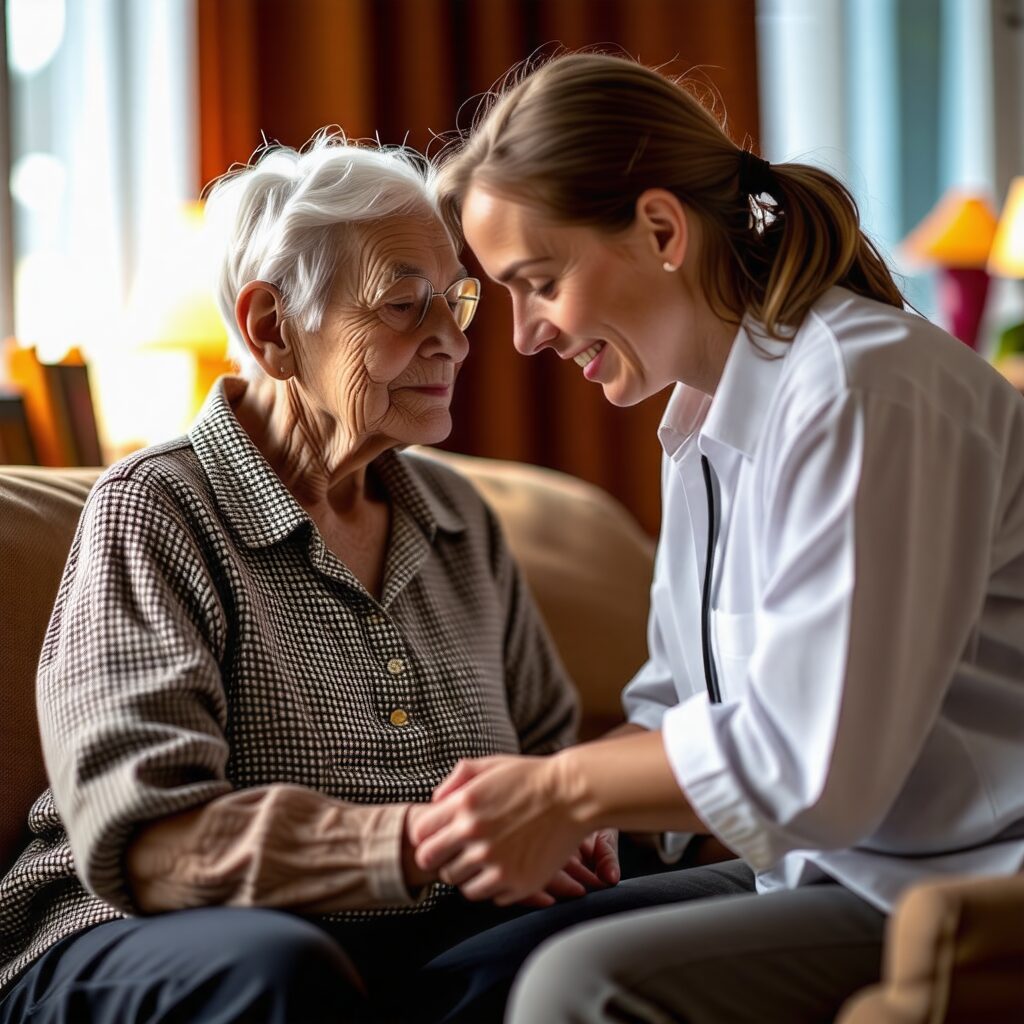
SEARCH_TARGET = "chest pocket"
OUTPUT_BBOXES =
[713,609,758,699]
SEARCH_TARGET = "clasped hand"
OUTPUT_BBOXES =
[407,754,619,906]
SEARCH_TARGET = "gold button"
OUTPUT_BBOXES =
[390,708,409,727]
[386,657,405,676]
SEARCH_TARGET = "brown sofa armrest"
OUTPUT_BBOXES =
[838,873,1024,1024]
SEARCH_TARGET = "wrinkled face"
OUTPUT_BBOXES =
[461,185,694,407]
[293,208,471,447]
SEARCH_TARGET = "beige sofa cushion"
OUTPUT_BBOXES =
[0,467,100,871]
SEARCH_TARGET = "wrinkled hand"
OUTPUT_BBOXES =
[518,828,621,907]
[410,755,592,905]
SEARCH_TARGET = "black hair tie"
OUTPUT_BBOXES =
[738,150,774,198]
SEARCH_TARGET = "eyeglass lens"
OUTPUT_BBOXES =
[376,276,480,333]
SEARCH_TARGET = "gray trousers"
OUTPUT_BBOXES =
[506,860,886,1024]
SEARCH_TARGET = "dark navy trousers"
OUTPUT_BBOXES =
[0,852,755,1022]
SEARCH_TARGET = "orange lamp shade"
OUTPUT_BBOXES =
[901,190,1000,350]
[988,177,1024,279]
[901,191,998,270]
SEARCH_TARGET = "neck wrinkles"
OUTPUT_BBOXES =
[232,375,389,512]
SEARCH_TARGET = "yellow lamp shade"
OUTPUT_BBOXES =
[988,177,1024,279]
[124,201,235,424]
[901,190,998,269]
[127,201,229,360]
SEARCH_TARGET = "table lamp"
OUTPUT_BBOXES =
[126,201,234,418]
[988,176,1024,361]
[900,190,998,349]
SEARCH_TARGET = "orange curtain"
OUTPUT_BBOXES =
[197,0,760,535]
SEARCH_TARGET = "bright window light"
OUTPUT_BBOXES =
[10,152,66,212]
[7,0,66,77]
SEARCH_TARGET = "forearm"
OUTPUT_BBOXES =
[595,721,649,742]
[126,784,424,914]
[553,728,707,835]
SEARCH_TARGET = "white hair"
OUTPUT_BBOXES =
[204,129,447,375]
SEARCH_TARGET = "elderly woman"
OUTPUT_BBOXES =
[0,135,581,1023]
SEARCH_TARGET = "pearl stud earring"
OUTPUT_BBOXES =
[662,261,677,272]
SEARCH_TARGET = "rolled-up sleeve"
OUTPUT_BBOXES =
[663,391,998,870]
[126,787,420,913]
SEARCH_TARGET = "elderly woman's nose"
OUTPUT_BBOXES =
[423,307,470,360]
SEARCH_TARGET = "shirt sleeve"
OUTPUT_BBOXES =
[492,508,580,755]
[662,389,1000,871]
[622,459,700,728]
[126,786,418,912]
[36,476,415,914]
[621,585,690,729]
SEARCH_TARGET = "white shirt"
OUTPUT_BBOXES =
[624,286,1024,911]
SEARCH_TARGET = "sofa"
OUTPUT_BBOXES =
[1,454,1022,1021]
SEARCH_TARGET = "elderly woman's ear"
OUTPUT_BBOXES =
[235,281,295,380]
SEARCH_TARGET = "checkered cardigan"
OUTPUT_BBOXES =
[0,381,578,993]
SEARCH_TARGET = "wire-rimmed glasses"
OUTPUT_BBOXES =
[374,275,481,333]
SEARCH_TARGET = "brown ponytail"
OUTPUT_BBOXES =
[438,52,905,338]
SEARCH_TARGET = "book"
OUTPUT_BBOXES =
[6,345,103,466]
[49,359,102,466]
[0,391,37,464]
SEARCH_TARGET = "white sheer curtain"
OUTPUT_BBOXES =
[5,0,196,441]
[755,0,1003,331]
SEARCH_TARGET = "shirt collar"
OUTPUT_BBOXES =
[188,377,465,549]
[658,317,791,461]
[375,449,467,540]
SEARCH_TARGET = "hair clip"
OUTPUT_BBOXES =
[747,192,780,237]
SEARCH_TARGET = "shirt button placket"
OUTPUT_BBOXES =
[385,653,411,728]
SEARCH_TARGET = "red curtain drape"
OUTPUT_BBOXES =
[197,0,760,534]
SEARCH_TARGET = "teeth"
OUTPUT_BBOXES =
[573,341,606,368]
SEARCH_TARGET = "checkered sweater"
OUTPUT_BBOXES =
[0,381,577,993]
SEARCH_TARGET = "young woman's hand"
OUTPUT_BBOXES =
[402,803,440,891]
[410,755,592,905]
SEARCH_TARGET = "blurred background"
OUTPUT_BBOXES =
[1,0,1022,534]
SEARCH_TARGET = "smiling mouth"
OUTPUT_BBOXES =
[572,341,606,368]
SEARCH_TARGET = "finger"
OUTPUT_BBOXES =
[541,870,587,901]
[562,857,604,890]
[432,758,488,802]
[409,795,464,847]
[593,831,621,885]
[494,886,529,908]
[436,844,489,888]
[414,822,474,873]
[578,833,596,861]
[460,866,505,903]
[516,892,557,908]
